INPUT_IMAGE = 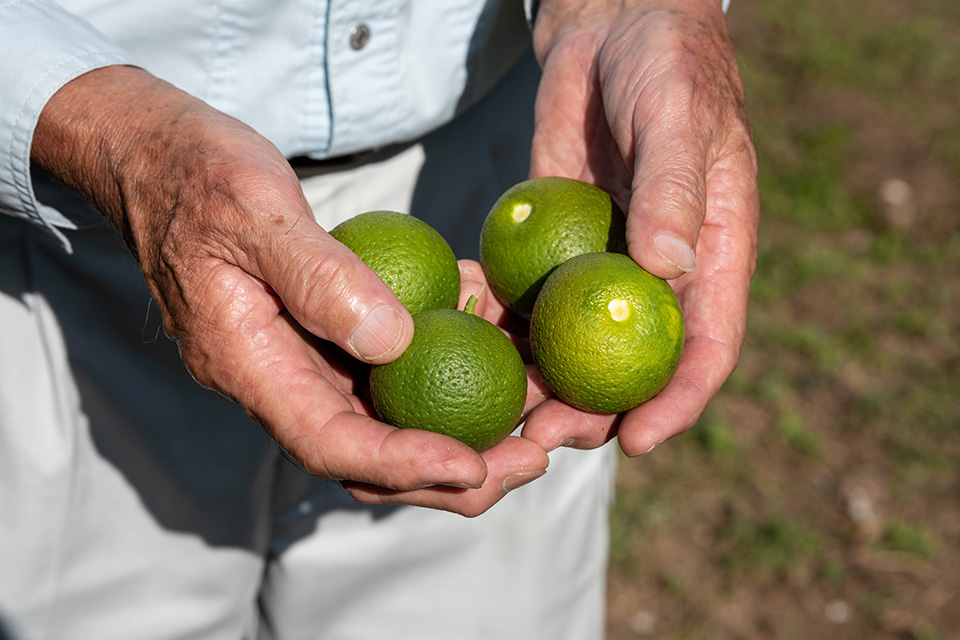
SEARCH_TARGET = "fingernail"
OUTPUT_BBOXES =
[630,442,660,457]
[445,482,483,490]
[654,234,697,272]
[501,469,546,493]
[349,304,404,361]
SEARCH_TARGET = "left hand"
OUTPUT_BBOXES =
[517,0,761,455]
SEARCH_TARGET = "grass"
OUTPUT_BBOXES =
[716,508,824,579]
[880,520,937,559]
[605,0,960,638]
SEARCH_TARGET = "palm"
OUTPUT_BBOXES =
[196,266,366,436]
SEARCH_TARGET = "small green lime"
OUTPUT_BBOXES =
[330,210,460,315]
[479,176,626,318]
[530,252,684,414]
[369,298,527,451]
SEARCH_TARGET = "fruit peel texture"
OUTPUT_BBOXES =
[530,252,684,414]
[330,210,460,315]
[369,309,527,451]
[479,177,626,318]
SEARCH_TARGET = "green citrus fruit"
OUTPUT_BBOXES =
[369,298,527,451]
[479,176,626,318]
[530,252,684,414]
[330,210,460,315]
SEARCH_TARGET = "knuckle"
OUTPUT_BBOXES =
[290,253,359,334]
[638,166,707,226]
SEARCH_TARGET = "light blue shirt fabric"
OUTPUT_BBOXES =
[0,0,530,245]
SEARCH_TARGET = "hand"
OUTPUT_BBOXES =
[32,65,548,516]
[520,0,761,454]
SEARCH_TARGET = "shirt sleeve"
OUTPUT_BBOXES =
[0,0,134,249]
[524,0,730,29]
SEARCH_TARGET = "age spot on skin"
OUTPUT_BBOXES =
[511,203,532,223]
[608,298,631,322]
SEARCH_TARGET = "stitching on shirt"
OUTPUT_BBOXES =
[327,1,408,154]
[301,0,333,154]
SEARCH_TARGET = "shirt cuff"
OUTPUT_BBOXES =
[525,0,730,30]
[0,0,134,250]
[523,0,539,30]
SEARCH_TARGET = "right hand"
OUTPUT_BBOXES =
[32,65,549,517]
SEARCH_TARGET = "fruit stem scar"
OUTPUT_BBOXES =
[608,298,631,321]
[511,203,532,223]
[464,295,479,315]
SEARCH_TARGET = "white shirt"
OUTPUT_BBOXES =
[0,0,531,244]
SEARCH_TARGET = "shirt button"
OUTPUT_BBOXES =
[349,23,370,50]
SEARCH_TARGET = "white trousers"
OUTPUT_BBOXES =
[0,52,617,640]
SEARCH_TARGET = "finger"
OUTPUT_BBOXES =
[618,154,759,455]
[616,332,738,456]
[457,258,486,285]
[459,259,509,323]
[249,355,491,490]
[301,414,490,490]
[522,364,553,418]
[626,88,711,280]
[458,265,530,358]
[521,398,620,452]
[458,277,489,317]
[342,435,550,517]
[458,259,530,336]
[179,272,489,489]
[254,206,414,364]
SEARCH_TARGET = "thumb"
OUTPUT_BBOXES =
[627,124,708,280]
[255,220,414,364]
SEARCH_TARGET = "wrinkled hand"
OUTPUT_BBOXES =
[521,0,761,454]
[32,65,548,516]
